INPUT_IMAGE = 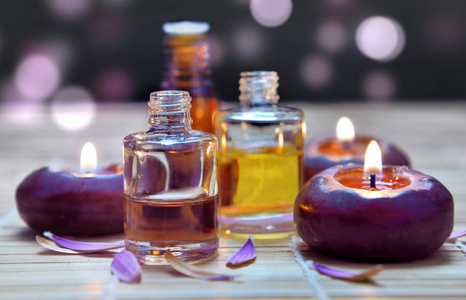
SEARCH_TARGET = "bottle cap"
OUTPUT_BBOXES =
[163,21,210,35]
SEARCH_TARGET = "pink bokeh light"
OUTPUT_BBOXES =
[95,68,133,101]
[0,100,42,125]
[51,86,96,131]
[46,0,91,20]
[250,0,293,28]
[300,55,334,90]
[427,12,465,54]
[14,54,61,102]
[362,71,396,102]
[316,20,348,54]
[356,16,406,62]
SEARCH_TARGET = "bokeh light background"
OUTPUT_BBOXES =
[1,0,465,124]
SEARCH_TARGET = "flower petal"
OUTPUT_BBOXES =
[446,229,466,243]
[226,235,256,267]
[165,249,235,281]
[42,231,124,252]
[111,250,142,283]
[312,261,384,282]
[36,235,85,254]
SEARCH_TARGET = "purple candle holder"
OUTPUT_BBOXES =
[16,164,124,236]
[294,164,454,262]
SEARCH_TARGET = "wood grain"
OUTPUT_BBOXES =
[1,101,465,299]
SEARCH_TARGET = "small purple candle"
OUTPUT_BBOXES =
[16,142,124,236]
[304,117,410,182]
[295,141,453,262]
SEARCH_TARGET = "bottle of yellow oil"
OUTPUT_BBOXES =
[215,71,305,238]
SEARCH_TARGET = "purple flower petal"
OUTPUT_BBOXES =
[36,235,85,254]
[312,261,384,282]
[43,231,124,253]
[165,249,235,281]
[446,229,466,243]
[111,250,142,283]
[226,235,256,267]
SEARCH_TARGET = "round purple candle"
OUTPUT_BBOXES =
[16,164,124,236]
[294,163,454,261]
[304,135,410,182]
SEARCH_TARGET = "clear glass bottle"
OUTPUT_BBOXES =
[215,71,305,238]
[161,21,218,134]
[123,90,219,264]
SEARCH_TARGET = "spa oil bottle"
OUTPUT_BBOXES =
[215,71,305,237]
[123,90,219,264]
[161,21,218,134]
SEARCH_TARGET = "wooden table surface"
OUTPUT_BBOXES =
[1,101,465,299]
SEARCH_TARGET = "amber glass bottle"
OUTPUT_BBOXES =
[161,21,218,134]
[215,71,305,238]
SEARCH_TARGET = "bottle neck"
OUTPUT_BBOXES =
[239,71,279,106]
[148,90,192,131]
[162,34,212,88]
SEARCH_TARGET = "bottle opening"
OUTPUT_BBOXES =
[148,90,192,129]
[239,71,279,105]
[163,21,210,35]
[151,90,191,100]
[240,71,278,79]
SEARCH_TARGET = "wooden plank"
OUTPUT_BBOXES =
[1,102,466,299]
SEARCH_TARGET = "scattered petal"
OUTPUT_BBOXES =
[42,231,124,252]
[446,229,466,243]
[312,261,384,282]
[36,235,86,254]
[111,250,142,283]
[165,249,235,281]
[226,235,256,267]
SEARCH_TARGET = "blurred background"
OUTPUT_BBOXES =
[1,0,466,111]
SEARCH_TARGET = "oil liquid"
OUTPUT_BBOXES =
[219,144,302,235]
[125,188,218,264]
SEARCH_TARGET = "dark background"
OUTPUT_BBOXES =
[1,0,466,104]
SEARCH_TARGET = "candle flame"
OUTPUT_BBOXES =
[336,117,355,143]
[364,140,382,178]
[80,142,97,173]
[278,131,284,153]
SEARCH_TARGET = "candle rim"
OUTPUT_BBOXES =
[334,166,411,191]
[315,163,435,198]
[309,135,382,159]
[48,164,123,178]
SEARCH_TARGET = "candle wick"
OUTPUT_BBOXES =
[370,173,376,189]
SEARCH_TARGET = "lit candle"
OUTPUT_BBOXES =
[304,117,410,182]
[294,141,454,261]
[80,142,98,175]
[16,142,124,236]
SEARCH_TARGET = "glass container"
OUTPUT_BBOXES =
[161,21,218,134]
[123,90,218,264]
[215,71,305,238]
